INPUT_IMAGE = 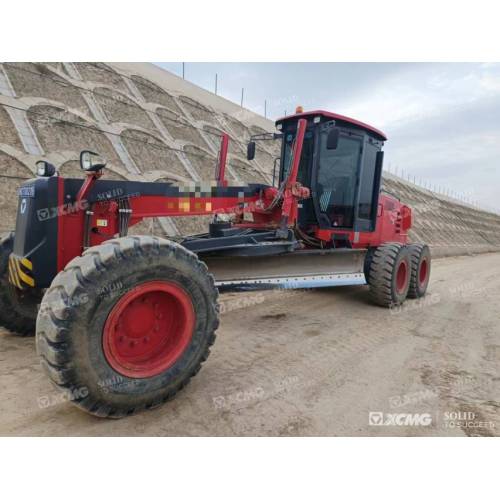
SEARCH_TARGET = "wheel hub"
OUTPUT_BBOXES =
[396,260,408,294]
[103,281,195,378]
[419,258,429,287]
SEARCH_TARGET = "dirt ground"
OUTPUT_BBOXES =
[0,252,499,436]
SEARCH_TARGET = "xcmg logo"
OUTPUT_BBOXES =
[369,411,433,426]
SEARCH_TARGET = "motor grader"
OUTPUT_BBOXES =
[0,108,431,417]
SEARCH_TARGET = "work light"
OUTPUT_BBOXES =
[80,150,107,172]
[36,160,56,177]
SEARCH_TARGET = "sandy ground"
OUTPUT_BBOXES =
[0,252,499,436]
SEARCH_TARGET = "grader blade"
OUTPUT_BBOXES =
[201,249,367,290]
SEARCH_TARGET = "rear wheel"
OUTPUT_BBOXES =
[36,235,219,418]
[0,232,43,336]
[363,247,377,285]
[368,243,411,307]
[407,243,431,298]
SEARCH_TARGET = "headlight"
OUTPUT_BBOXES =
[36,161,56,177]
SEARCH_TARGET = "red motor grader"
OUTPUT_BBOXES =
[0,108,430,417]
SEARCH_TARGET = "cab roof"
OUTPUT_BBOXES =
[275,110,387,141]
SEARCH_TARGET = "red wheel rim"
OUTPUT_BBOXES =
[396,260,408,294]
[103,281,195,378]
[419,258,429,287]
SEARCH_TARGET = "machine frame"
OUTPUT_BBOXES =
[8,111,411,291]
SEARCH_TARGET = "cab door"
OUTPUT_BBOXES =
[314,124,363,229]
[313,123,383,233]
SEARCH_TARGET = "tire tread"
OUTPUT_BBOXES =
[368,243,409,307]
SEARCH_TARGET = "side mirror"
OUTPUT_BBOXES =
[247,141,256,161]
[326,128,340,150]
[80,150,107,172]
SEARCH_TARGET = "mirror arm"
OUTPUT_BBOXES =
[250,132,282,142]
[76,170,101,204]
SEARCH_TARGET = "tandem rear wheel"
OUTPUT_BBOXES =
[35,236,219,418]
[367,242,431,308]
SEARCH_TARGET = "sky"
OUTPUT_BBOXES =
[157,63,500,212]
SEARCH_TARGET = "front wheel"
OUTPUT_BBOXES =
[36,235,219,418]
[0,232,43,336]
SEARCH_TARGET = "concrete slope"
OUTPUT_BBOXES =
[383,173,500,257]
[0,62,498,256]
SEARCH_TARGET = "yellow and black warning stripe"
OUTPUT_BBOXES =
[8,254,35,289]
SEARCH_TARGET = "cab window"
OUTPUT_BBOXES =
[316,133,362,228]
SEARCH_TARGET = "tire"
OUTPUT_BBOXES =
[36,235,219,418]
[363,247,377,285]
[407,243,431,299]
[0,232,43,336]
[368,243,411,308]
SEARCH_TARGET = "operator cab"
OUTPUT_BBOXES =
[249,109,386,234]
[278,110,385,233]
